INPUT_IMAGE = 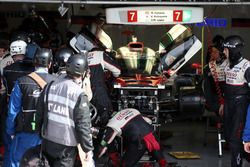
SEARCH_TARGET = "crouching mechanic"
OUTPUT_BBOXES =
[97,108,167,167]
[6,48,55,167]
[36,53,94,167]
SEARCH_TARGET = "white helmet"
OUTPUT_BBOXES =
[10,40,27,56]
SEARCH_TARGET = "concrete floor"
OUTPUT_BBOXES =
[1,119,249,167]
[96,118,250,167]
[161,120,250,167]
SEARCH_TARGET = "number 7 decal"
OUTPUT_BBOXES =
[173,10,183,22]
[128,11,137,22]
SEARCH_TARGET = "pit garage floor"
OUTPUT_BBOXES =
[0,119,249,167]
[160,119,250,167]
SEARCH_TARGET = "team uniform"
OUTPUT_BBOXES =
[203,59,228,114]
[224,59,250,149]
[6,68,55,167]
[98,108,167,167]
[222,35,250,167]
[88,49,121,125]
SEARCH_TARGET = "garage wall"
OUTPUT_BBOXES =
[1,4,250,64]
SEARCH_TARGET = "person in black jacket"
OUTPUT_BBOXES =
[1,39,34,167]
[6,48,55,167]
[88,49,121,126]
[36,53,94,167]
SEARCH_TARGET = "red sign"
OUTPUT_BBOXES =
[173,10,183,22]
[127,10,138,22]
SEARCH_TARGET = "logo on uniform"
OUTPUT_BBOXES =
[32,90,41,97]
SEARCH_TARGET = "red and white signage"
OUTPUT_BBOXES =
[106,6,203,25]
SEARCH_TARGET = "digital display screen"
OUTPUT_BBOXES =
[127,10,192,23]
[106,6,203,25]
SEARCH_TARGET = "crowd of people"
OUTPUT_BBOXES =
[1,14,250,167]
[0,20,168,167]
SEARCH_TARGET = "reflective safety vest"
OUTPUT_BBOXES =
[42,78,84,146]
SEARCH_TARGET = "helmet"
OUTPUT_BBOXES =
[10,40,27,56]
[223,35,244,49]
[223,35,244,67]
[66,53,88,77]
[33,48,53,67]
[55,47,74,67]
[211,35,224,53]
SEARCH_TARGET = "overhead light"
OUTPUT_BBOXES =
[58,2,68,17]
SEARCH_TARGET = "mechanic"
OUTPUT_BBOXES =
[1,38,34,167]
[88,48,121,126]
[36,53,94,167]
[222,35,250,167]
[6,48,55,167]
[203,35,228,116]
[97,108,167,167]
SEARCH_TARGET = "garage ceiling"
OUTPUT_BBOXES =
[0,0,249,5]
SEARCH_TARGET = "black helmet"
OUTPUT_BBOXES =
[223,35,244,67]
[223,35,244,49]
[55,47,74,67]
[66,53,88,77]
[211,35,224,53]
[33,48,53,67]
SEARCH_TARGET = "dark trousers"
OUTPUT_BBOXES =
[42,139,77,167]
[224,95,249,167]
[122,139,165,167]
[91,86,113,126]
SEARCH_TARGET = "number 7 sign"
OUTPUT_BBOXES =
[128,11,137,22]
[173,10,183,22]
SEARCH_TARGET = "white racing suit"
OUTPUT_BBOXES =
[224,58,250,167]
[97,108,167,167]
